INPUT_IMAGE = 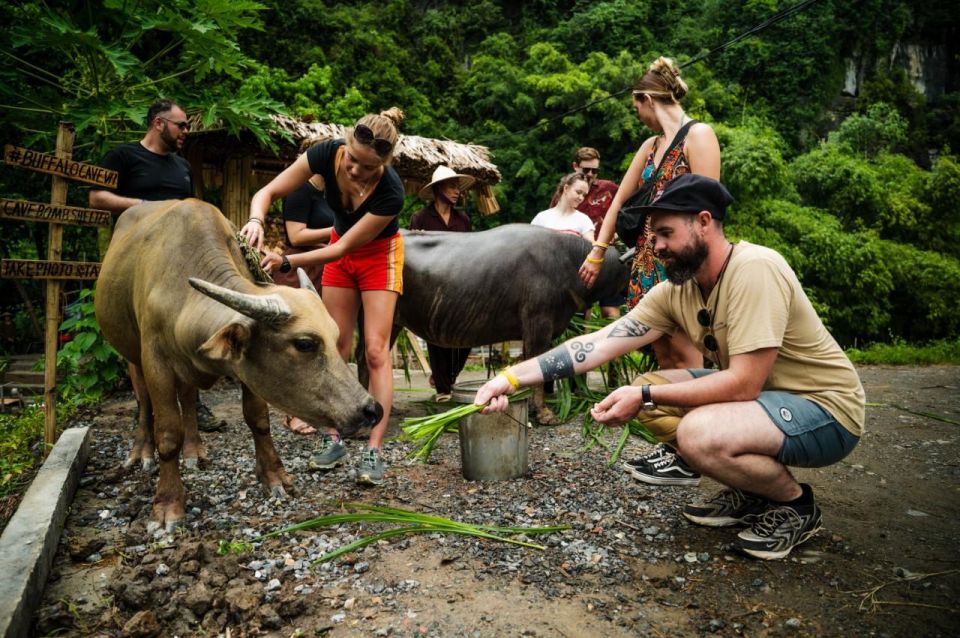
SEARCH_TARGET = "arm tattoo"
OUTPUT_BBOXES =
[570,341,595,363]
[537,345,575,382]
[608,316,651,339]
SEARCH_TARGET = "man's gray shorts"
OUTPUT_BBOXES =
[689,368,860,467]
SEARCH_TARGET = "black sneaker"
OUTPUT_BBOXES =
[736,498,822,560]
[628,450,700,486]
[683,488,770,527]
[622,443,673,472]
[197,399,226,432]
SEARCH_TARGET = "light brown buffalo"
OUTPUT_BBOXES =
[95,199,381,531]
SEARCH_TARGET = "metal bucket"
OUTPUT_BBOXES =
[452,379,528,481]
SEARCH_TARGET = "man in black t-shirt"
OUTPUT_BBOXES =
[89,99,193,214]
[90,100,222,430]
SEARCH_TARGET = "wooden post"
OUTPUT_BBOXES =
[222,156,241,228]
[43,122,75,451]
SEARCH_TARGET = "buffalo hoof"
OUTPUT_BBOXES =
[268,484,289,499]
[141,457,156,473]
[146,519,181,536]
[148,501,185,535]
[535,408,562,426]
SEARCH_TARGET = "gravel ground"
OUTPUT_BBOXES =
[34,366,960,637]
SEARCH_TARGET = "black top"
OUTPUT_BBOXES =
[306,139,404,239]
[409,204,472,232]
[97,142,193,200]
[281,181,335,246]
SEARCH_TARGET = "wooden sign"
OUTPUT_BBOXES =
[3,144,118,188]
[1,259,101,280]
[0,198,112,227]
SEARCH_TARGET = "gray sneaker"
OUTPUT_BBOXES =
[683,488,770,527]
[356,448,386,486]
[308,435,346,470]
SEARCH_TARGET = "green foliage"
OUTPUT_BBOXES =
[922,153,960,258]
[846,338,960,366]
[828,102,908,157]
[0,0,284,160]
[0,405,44,500]
[715,119,795,203]
[56,289,126,402]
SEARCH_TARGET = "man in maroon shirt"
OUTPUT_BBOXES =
[550,147,622,318]
[409,166,476,401]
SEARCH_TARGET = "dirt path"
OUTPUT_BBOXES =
[35,365,960,637]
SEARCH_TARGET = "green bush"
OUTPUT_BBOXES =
[846,338,960,366]
[56,288,126,403]
[715,120,796,204]
[0,405,45,501]
[827,102,908,157]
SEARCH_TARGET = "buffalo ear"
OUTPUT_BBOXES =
[198,322,251,361]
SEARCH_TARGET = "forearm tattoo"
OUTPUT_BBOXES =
[608,316,651,339]
[537,345,575,382]
[570,341,595,363]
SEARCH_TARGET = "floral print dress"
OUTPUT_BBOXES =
[625,139,691,308]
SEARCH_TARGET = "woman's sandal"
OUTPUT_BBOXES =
[283,415,317,435]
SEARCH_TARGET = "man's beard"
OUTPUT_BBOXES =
[659,237,709,284]
[160,127,180,153]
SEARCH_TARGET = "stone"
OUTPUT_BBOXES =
[121,610,161,638]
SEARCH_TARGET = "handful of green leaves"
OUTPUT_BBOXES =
[401,388,532,462]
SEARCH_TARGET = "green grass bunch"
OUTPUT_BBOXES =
[401,388,532,462]
[226,502,570,564]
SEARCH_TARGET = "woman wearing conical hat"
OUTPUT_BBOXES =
[409,165,476,401]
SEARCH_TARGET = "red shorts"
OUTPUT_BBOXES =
[321,229,404,293]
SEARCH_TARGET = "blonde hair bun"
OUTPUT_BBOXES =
[380,107,405,127]
[648,56,688,101]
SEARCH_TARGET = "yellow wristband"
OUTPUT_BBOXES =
[592,241,609,249]
[585,256,604,264]
[500,367,521,391]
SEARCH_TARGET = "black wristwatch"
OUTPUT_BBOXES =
[641,384,656,411]
[279,255,291,273]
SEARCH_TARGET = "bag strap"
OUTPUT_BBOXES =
[650,119,698,178]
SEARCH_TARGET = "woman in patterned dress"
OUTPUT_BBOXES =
[579,56,720,369]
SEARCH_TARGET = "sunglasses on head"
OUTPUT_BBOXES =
[579,167,599,175]
[353,123,393,157]
[158,116,190,132]
[697,309,719,353]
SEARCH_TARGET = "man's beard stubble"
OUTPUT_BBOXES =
[160,127,180,153]
[659,236,709,285]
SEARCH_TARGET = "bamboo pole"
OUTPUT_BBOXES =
[43,122,75,452]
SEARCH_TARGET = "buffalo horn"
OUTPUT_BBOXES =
[188,278,292,324]
[296,268,319,296]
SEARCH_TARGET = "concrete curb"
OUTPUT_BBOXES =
[0,426,91,638]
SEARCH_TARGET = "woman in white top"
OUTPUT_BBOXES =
[531,172,595,241]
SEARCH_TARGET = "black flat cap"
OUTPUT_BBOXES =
[638,174,734,220]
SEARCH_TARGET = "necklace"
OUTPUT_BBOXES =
[357,172,378,198]
[697,242,735,366]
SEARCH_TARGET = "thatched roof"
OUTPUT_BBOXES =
[185,114,501,213]
[274,116,501,188]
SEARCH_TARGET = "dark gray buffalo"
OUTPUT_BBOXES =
[96,199,381,531]
[392,224,629,422]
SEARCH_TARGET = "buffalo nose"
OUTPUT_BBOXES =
[364,401,383,428]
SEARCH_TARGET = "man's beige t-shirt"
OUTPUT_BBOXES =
[629,241,865,436]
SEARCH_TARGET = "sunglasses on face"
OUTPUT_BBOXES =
[579,167,600,175]
[353,123,393,157]
[697,309,719,353]
[159,117,190,132]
